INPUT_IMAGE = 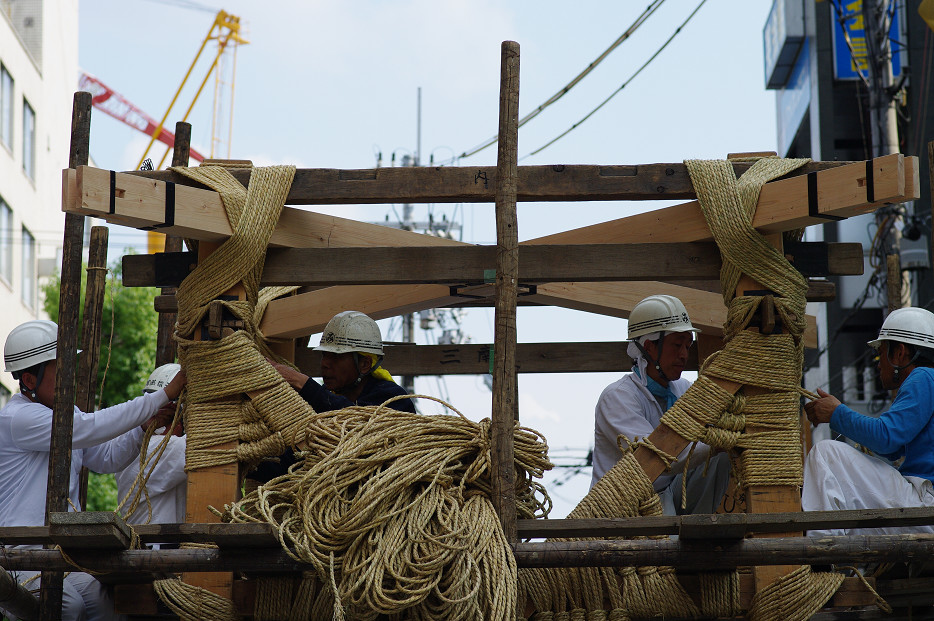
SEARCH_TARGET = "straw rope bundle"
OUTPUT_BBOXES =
[222,397,552,620]
[513,157,861,620]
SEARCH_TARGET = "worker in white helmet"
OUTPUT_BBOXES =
[0,320,185,621]
[591,295,730,516]
[252,311,415,482]
[803,307,934,536]
[115,363,187,536]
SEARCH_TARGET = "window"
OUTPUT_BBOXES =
[0,200,10,284]
[0,65,11,150]
[22,99,34,179]
[21,227,34,309]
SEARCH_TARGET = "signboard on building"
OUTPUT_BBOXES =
[832,0,904,80]
[777,38,811,156]
[763,0,805,89]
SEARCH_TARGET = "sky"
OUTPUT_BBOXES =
[79,0,780,517]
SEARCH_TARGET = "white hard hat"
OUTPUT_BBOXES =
[628,295,699,341]
[4,320,59,373]
[314,311,384,356]
[867,307,934,351]
[144,363,181,394]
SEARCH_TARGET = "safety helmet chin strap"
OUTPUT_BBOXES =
[19,362,48,401]
[336,352,385,394]
[633,334,671,384]
[888,342,921,386]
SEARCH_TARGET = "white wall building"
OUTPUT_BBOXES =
[0,0,78,402]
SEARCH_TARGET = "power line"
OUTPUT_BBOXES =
[450,0,668,163]
[522,0,709,160]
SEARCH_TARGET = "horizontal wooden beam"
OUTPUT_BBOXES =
[1,534,933,573]
[126,161,854,205]
[65,166,463,249]
[512,534,934,570]
[295,341,683,376]
[527,154,917,245]
[517,506,934,539]
[254,281,819,348]
[124,242,863,288]
[66,156,916,253]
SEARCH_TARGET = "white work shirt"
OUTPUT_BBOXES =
[0,390,169,527]
[592,373,701,490]
[116,434,187,525]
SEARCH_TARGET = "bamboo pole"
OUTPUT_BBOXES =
[491,40,520,545]
[40,91,91,621]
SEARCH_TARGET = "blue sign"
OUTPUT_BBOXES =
[832,0,903,80]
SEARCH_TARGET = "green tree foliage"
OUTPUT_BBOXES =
[42,254,159,512]
[85,472,119,512]
[42,254,159,408]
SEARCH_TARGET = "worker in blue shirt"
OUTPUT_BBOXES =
[803,307,934,536]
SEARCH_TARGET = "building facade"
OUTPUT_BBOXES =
[0,0,78,401]
[765,0,934,415]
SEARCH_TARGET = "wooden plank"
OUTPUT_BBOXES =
[155,278,836,315]
[129,161,855,205]
[526,154,916,245]
[257,280,819,348]
[0,564,39,620]
[510,534,934,570]
[48,512,131,551]
[1,534,933,572]
[67,157,918,252]
[515,506,934,539]
[70,165,463,249]
[491,40,520,545]
[295,341,691,376]
[123,242,862,288]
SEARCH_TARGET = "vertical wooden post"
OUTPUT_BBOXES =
[491,40,520,545]
[41,91,91,621]
[182,242,241,598]
[155,122,192,367]
[76,226,109,509]
[885,254,903,314]
[741,234,803,593]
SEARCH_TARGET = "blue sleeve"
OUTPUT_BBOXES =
[298,378,354,412]
[830,372,934,455]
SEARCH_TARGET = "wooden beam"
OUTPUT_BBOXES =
[491,40,520,545]
[295,341,675,376]
[68,165,463,249]
[43,90,92,621]
[0,534,932,573]
[76,226,108,510]
[526,154,916,245]
[256,280,819,348]
[66,156,918,252]
[515,506,934,539]
[123,241,863,288]
[126,161,856,205]
[182,242,240,599]
[154,121,192,367]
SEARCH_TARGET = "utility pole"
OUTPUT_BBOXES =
[399,87,422,393]
[862,0,909,309]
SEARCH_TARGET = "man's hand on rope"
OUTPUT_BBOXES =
[267,359,309,391]
[163,369,187,401]
[804,388,841,426]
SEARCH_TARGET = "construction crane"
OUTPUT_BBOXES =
[78,72,207,164]
[137,9,248,171]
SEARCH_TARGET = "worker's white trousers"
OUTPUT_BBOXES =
[802,439,934,536]
[5,570,124,621]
